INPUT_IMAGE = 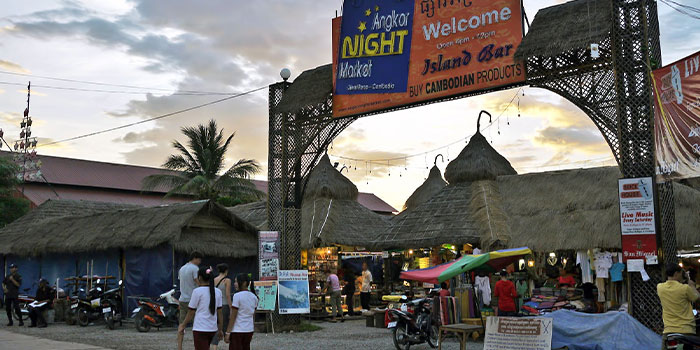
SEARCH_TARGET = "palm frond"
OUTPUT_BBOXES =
[141,174,190,194]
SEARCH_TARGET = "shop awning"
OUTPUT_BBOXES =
[399,247,532,284]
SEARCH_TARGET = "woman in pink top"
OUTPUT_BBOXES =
[323,268,344,323]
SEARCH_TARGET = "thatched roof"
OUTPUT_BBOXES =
[501,167,700,251]
[403,165,446,211]
[0,200,259,257]
[229,201,268,230]
[301,155,390,249]
[514,0,612,60]
[376,183,480,249]
[275,64,332,114]
[444,132,517,184]
[303,154,358,200]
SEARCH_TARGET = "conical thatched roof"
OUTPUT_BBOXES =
[403,165,446,211]
[0,200,259,257]
[275,64,332,115]
[444,132,517,184]
[304,154,359,201]
[301,155,390,249]
[514,0,612,61]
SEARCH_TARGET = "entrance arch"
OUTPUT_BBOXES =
[268,0,673,331]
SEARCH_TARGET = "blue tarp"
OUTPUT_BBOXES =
[40,253,77,292]
[547,310,661,350]
[124,245,174,311]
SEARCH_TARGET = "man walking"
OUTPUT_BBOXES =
[177,252,202,350]
[360,262,372,311]
[658,263,700,349]
[3,264,23,326]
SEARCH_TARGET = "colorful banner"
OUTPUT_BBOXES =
[258,231,279,281]
[653,51,700,181]
[618,178,658,262]
[332,0,525,118]
[277,270,310,314]
[254,281,278,312]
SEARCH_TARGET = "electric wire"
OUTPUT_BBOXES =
[0,70,236,95]
[0,81,235,96]
[660,0,700,19]
[39,85,268,147]
[329,88,524,163]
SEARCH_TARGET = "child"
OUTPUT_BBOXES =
[178,266,224,350]
[225,274,258,350]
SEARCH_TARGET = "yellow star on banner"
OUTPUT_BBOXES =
[365,9,371,16]
[358,21,367,32]
[375,5,380,11]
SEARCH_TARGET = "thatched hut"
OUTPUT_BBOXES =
[500,167,700,251]
[0,199,259,299]
[301,154,390,249]
[376,130,516,250]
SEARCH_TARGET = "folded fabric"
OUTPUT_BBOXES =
[537,302,555,309]
[522,306,540,315]
[554,301,568,307]
[524,301,540,308]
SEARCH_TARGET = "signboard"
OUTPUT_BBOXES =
[254,281,278,311]
[277,270,310,314]
[484,317,552,350]
[618,178,658,262]
[332,0,525,118]
[259,231,279,281]
[653,50,700,181]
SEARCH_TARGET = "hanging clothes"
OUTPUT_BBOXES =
[475,275,491,307]
[595,278,606,302]
[594,251,613,279]
[576,250,593,284]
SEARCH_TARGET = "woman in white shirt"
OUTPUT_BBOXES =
[225,273,258,350]
[178,266,223,350]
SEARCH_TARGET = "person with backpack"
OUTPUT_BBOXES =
[178,267,223,350]
[225,274,258,350]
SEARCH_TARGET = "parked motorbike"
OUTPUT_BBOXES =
[65,294,81,325]
[387,297,439,350]
[14,288,34,322]
[666,333,700,349]
[101,280,124,330]
[132,288,180,332]
[76,281,105,327]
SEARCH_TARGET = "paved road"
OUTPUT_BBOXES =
[0,329,109,350]
[1,312,484,350]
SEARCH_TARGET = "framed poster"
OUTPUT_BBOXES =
[618,178,658,262]
[254,281,278,311]
[277,270,310,314]
[259,231,280,281]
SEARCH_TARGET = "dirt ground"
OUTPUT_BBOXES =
[0,311,484,350]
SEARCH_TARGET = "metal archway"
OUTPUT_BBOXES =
[268,0,673,331]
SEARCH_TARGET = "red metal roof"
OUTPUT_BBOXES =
[8,153,396,213]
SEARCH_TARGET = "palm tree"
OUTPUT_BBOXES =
[142,119,263,202]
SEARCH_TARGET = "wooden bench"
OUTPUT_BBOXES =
[437,323,483,350]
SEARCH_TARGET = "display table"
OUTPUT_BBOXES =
[437,324,482,350]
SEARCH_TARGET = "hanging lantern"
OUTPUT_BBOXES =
[20,130,25,138]
[27,118,32,127]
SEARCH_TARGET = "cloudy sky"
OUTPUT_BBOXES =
[0,0,698,210]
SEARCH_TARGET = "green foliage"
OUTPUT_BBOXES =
[142,119,264,201]
[0,157,30,228]
[0,197,30,228]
